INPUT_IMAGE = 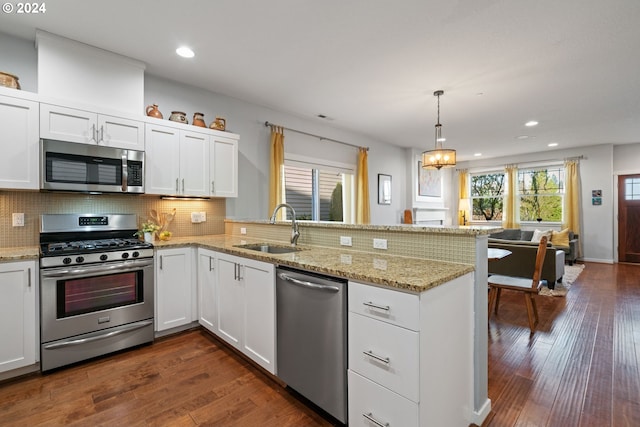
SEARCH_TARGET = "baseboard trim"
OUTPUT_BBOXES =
[471,398,492,426]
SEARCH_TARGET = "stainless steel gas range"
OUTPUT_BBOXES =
[39,214,154,372]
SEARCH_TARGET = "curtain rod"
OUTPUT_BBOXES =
[264,121,369,151]
[456,155,585,172]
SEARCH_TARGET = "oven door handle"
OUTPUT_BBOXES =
[41,260,152,278]
[42,320,153,350]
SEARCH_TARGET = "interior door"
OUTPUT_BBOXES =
[618,174,640,263]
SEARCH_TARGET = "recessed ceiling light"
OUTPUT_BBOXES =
[474,153,482,157]
[176,46,195,58]
[525,120,539,127]
[548,142,558,147]
[516,135,529,140]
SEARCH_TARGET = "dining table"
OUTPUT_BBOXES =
[487,247,512,262]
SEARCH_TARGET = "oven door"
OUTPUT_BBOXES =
[40,258,154,344]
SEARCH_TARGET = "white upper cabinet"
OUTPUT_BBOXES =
[0,94,39,190]
[146,120,239,198]
[210,136,238,198]
[40,103,144,150]
[145,123,210,197]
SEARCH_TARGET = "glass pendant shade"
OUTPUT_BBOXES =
[422,91,456,170]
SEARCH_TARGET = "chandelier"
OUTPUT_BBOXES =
[422,90,456,169]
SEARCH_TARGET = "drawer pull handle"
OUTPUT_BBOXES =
[363,412,390,427]
[363,301,390,311]
[363,350,390,365]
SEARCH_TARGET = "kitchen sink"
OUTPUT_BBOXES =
[234,243,303,254]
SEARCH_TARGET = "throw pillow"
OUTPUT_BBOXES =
[531,229,552,243]
[551,228,570,247]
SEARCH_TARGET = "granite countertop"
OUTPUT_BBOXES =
[154,235,474,293]
[225,219,502,236]
[0,246,40,261]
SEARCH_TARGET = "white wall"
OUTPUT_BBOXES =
[0,33,37,93]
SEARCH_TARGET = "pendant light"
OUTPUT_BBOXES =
[422,90,456,169]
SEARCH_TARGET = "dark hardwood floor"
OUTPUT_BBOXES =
[1,262,638,426]
[484,262,640,427]
[0,330,336,426]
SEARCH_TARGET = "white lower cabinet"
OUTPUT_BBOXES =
[197,248,217,333]
[348,275,475,426]
[155,247,195,332]
[348,370,419,427]
[216,252,276,374]
[349,311,420,402]
[0,260,38,374]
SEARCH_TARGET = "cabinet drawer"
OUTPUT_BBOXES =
[348,281,419,330]
[348,370,418,427]
[349,312,419,402]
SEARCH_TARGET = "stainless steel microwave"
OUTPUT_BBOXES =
[40,139,144,194]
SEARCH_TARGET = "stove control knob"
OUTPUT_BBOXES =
[76,256,85,264]
[132,251,140,258]
[121,252,130,259]
[63,257,72,265]
[100,254,108,261]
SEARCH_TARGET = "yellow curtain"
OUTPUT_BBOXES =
[503,165,519,228]
[268,126,285,220]
[458,169,469,225]
[356,147,370,224]
[563,159,581,256]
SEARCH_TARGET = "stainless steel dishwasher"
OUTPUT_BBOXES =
[276,266,347,424]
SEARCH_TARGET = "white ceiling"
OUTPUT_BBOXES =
[2,0,640,161]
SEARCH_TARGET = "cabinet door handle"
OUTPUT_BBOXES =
[211,180,215,194]
[238,264,243,281]
[209,257,214,271]
[363,412,389,427]
[363,350,390,365]
[363,301,390,311]
[98,125,104,143]
[234,263,238,280]
[175,178,179,193]
[27,268,31,288]
[159,255,163,270]
[182,179,185,193]
[90,124,97,142]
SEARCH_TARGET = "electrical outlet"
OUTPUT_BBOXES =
[373,258,388,270]
[191,212,201,223]
[12,213,25,227]
[340,254,352,264]
[240,227,247,235]
[200,212,206,222]
[340,236,352,246]
[373,238,388,250]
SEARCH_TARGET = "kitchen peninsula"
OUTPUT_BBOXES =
[153,219,500,426]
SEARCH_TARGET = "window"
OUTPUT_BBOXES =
[518,167,564,222]
[282,154,355,223]
[625,177,640,200]
[470,172,505,221]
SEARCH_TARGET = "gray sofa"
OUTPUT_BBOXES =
[488,229,566,287]
[490,228,579,265]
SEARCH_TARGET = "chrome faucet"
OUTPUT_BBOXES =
[270,203,300,246]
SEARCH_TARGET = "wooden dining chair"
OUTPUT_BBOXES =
[488,235,548,332]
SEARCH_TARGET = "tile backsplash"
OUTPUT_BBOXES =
[0,191,226,248]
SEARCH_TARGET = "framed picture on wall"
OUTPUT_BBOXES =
[378,174,392,204]
[417,160,442,198]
